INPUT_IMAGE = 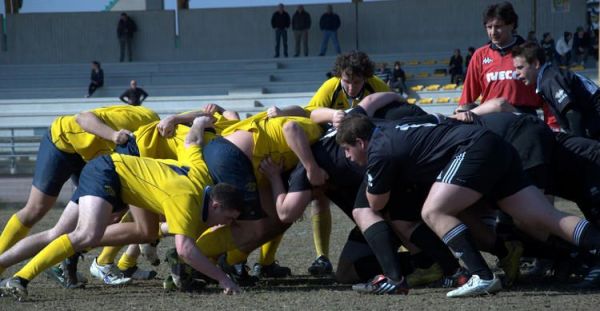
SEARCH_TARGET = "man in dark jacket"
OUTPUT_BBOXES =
[117,13,137,62]
[319,5,341,56]
[119,80,148,106]
[271,3,291,58]
[292,5,311,57]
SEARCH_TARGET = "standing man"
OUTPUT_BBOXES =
[119,80,148,106]
[271,3,291,58]
[319,4,341,56]
[292,5,311,57]
[117,13,137,62]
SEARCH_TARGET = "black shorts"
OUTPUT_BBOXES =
[203,137,266,220]
[353,178,428,221]
[436,132,531,200]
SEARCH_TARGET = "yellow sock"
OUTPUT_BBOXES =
[226,248,249,266]
[195,226,239,258]
[0,214,31,255]
[117,253,138,271]
[312,208,331,258]
[97,246,124,266]
[15,234,74,281]
[259,234,283,266]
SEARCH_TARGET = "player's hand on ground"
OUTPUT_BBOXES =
[331,110,346,128]
[259,157,283,180]
[307,166,329,186]
[203,103,224,114]
[219,277,241,295]
[113,129,132,145]
[157,117,176,138]
[267,106,283,118]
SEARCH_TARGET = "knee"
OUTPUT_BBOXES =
[70,229,102,248]
[135,224,158,243]
[420,206,437,226]
[19,202,52,225]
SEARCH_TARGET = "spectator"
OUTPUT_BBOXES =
[319,5,341,56]
[374,62,392,84]
[573,26,592,66]
[448,48,464,84]
[292,5,311,57]
[465,46,475,71]
[526,30,538,43]
[390,61,407,96]
[117,13,137,62]
[119,80,148,106]
[86,61,104,98]
[540,32,556,63]
[555,31,573,66]
[271,3,291,58]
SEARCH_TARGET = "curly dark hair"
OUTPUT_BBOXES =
[333,51,375,79]
[483,1,518,30]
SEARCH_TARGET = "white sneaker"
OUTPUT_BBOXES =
[89,258,132,285]
[446,275,502,298]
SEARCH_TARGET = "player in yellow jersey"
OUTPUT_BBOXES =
[269,51,390,276]
[195,111,325,283]
[0,116,242,301]
[0,105,158,274]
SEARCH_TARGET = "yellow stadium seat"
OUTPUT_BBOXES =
[442,83,457,90]
[432,73,446,78]
[410,85,424,91]
[439,59,450,65]
[425,84,440,91]
[452,97,461,102]
[570,65,585,71]
[436,97,451,103]
[422,59,436,65]
[407,60,419,65]
[407,98,417,104]
[417,72,429,78]
[406,73,414,79]
[419,98,434,104]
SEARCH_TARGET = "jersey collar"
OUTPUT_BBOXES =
[536,63,551,94]
[489,35,523,56]
[201,185,212,222]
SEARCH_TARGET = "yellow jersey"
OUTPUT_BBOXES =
[304,76,390,112]
[111,144,212,239]
[221,112,322,180]
[50,105,159,161]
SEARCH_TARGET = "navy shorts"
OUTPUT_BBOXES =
[32,130,86,196]
[70,155,127,213]
[203,137,265,220]
[114,135,139,156]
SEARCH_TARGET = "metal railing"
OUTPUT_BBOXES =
[0,126,45,175]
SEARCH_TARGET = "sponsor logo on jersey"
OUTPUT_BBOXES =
[367,172,374,187]
[554,89,568,104]
[395,123,437,131]
[482,57,493,64]
[485,70,517,82]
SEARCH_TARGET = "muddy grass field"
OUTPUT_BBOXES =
[1,200,600,310]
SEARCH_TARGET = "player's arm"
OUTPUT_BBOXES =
[204,103,240,121]
[366,191,390,211]
[75,111,131,144]
[157,110,216,138]
[358,92,404,116]
[267,105,308,118]
[283,120,328,186]
[184,116,213,147]
[174,234,239,294]
[310,108,346,128]
[260,158,313,223]
[119,91,129,104]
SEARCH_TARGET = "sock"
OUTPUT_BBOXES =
[0,214,31,254]
[442,223,493,280]
[117,253,138,271]
[573,219,600,249]
[195,226,238,258]
[362,221,403,281]
[226,248,249,266]
[409,223,460,276]
[312,206,331,258]
[15,234,75,281]
[259,234,283,266]
[97,246,124,266]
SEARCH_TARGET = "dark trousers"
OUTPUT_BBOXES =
[119,36,133,62]
[88,82,102,97]
[275,29,288,57]
[294,30,308,56]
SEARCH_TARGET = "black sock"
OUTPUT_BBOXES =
[574,219,600,250]
[442,223,493,280]
[362,221,403,281]
[410,223,460,275]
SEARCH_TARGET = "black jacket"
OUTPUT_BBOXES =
[120,88,148,105]
[271,11,291,29]
[319,12,340,31]
[91,69,104,86]
[117,17,137,39]
[292,11,311,31]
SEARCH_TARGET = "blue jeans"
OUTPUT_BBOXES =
[275,29,288,57]
[320,30,341,55]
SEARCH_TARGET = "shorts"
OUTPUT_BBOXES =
[114,135,140,156]
[436,132,530,200]
[32,130,86,196]
[70,155,127,212]
[203,137,265,220]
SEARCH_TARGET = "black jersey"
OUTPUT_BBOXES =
[366,120,486,195]
[537,63,600,135]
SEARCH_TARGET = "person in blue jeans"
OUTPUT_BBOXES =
[319,5,341,56]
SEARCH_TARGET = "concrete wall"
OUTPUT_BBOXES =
[0,0,587,64]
